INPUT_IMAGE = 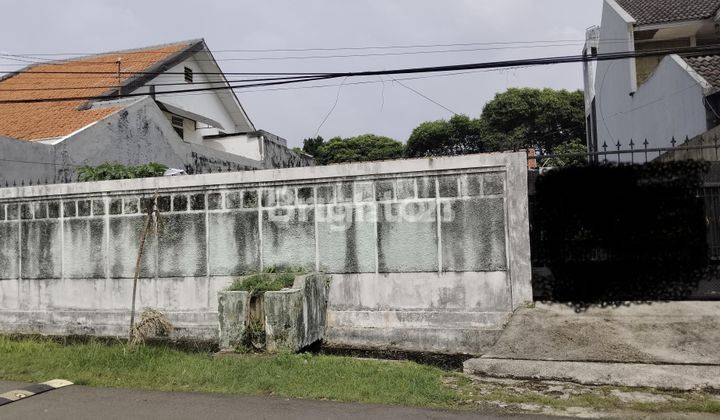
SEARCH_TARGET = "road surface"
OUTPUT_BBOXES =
[0,380,554,419]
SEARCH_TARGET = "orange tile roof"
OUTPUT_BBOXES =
[0,41,196,141]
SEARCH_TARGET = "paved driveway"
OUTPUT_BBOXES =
[0,380,552,420]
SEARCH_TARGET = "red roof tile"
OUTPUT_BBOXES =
[0,41,195,141]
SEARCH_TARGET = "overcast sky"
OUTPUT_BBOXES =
[1,0,603,148]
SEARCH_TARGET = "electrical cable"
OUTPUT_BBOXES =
[0,37,633,57]
[0,41,633,65]
[391,78,458,115]
[2,44,720,104]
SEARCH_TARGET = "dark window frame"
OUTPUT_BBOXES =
[171,115,184,139]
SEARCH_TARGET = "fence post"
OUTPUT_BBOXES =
[601,142,607,163]
[670,137,677,162]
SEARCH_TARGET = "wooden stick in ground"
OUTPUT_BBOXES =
[129,192,158,341]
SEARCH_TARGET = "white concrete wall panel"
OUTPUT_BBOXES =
[0,152,531,354]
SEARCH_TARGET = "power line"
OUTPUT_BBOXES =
[0,74,328,92]
[4,43,719,79]
[315,77,348,137]
[0,68,341,76]
[0,65,515,94]
[136,67,526,103]
[0,38,626,56]
[391,78,458,115]
[2,44,720,104]
[0,42,605,65]
[170,67,537,97]
[0,75,339,104]
[0,39,640,66]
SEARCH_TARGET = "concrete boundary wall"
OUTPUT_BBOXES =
[0,152,531,354]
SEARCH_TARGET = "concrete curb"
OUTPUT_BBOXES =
[464,358,720,391]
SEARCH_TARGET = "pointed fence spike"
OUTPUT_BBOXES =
[643,139,649,147]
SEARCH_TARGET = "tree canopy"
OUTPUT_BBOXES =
[481,87,585,153]
[405,88,585,158]
[405,115,486,158]
[303,87,586,165]
[301,136,325,159]
[303,134,404,165]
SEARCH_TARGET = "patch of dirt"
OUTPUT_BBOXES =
[458,376,720,418]
[610,390,682,404]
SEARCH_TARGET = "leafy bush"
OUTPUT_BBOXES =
[77,162,168,182]
[303,134,404,165]
[228,273,297,297]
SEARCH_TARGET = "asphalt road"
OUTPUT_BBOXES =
[0,380,553,420]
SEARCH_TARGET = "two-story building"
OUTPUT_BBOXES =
[584,0,720,159]
[0,39,312,186]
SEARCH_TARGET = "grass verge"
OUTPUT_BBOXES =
[0,336,463,409]
[0,336,719,415]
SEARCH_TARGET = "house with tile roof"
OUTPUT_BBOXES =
[0,39,312,186]
[584,0,720,160]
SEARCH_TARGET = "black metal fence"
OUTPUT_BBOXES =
[531,137,720,167]
[528,142,720,305]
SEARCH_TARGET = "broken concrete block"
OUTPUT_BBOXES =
[217,272,330,353]
[217,290,250,350]
[265,273,330,352]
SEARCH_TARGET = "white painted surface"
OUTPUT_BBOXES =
[132,53,253,137]
[203,134,262,160]
[586,0,712,157]
[0,152,531,354]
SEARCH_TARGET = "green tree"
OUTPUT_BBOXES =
[302,136,325,158]
[316,134,404,165]
[481,87,585,153]
[539,139,588,168]
[405,115,486,158]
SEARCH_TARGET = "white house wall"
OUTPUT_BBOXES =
[203,134,262,161]
[61,97,263,173]
[133,54,249,138]
[592,0,709,153]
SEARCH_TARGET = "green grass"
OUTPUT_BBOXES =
[227,273,296,296]
[0,337,462,409]
[0,336,719,415]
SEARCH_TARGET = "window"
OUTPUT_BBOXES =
[184,66,193,83]
[171,116,184,139]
